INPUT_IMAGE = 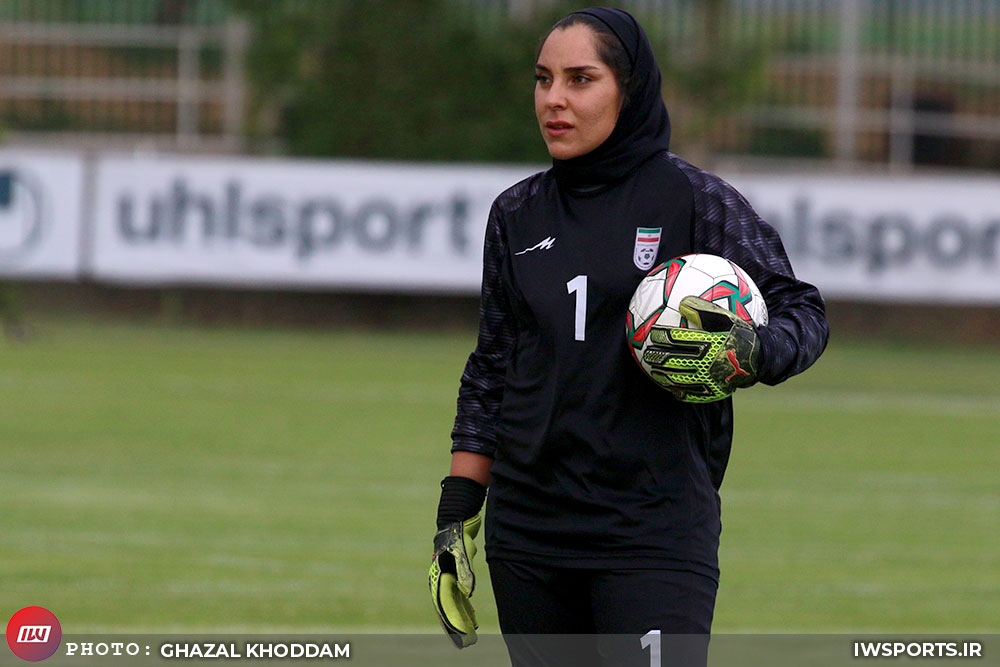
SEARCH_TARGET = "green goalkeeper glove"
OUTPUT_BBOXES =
[428,514,481,649]
[645,295,761,403]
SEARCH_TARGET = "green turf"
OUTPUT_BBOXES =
[1,318,997,634]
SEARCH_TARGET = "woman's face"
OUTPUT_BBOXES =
[535,24,622,160]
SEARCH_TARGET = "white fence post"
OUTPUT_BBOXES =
[835,0,861,166]
[223,18,251,152]
[176,27,201,149]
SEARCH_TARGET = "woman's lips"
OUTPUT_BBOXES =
[546,121,573,138]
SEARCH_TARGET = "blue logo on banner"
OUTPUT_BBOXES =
[0,169,45,264]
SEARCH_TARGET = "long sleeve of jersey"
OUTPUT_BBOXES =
[675,157,829,385]
[451,199,517,457]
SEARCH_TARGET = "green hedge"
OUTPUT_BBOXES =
[233,0,574,164]
[231,0,772,164]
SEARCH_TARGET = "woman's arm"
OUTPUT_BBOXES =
[450,451,493,486]
[677,157,830,385]
[451,198,517,454]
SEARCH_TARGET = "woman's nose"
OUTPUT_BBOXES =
[545,82,567,109]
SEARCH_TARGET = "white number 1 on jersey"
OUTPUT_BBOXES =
[566,275,587,342]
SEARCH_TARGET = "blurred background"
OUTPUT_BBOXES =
[1,0,998,639]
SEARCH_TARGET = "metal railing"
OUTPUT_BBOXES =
[0,0,248,152]
[652,0,1000,169]
[2,0,1000,168]
[497,0,1000,170]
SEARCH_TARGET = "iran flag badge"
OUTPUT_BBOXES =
[633,227,661,270]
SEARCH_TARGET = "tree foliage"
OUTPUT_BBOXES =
[231,0,569,163]
[229,1,769,165]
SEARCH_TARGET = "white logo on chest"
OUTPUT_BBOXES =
[515,236,556,255]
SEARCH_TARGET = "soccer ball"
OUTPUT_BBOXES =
[626,253,768,401]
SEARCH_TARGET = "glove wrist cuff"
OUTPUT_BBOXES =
[753,324,775,383]
[436,476,487,530]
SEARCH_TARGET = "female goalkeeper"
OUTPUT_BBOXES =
[429,7,828,666]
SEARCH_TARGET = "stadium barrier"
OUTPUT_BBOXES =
[2,148,999,303]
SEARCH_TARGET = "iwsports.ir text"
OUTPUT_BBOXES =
[854,641,982,658]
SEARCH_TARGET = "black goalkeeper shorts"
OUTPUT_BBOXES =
[488,558,718,667]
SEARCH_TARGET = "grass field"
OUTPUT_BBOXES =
[1,316,998,634]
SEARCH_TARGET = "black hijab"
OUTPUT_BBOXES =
[549,7,671,191]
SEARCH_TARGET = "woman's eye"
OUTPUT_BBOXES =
[573,75,591,84]
[534,74,550,84]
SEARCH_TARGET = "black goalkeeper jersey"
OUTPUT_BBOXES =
[452,151,829,579]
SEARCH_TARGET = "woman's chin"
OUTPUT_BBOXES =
[546,144,583,160]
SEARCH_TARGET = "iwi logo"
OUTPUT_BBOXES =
[6,607,62,661]
[16,626,51,644]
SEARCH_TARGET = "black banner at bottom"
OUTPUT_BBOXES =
[2,634,995,666]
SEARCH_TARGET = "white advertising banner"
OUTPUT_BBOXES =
[89,154,1000,303]
[0,150,85,279]
[726,172,1000,304]
[91,155,536,293]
